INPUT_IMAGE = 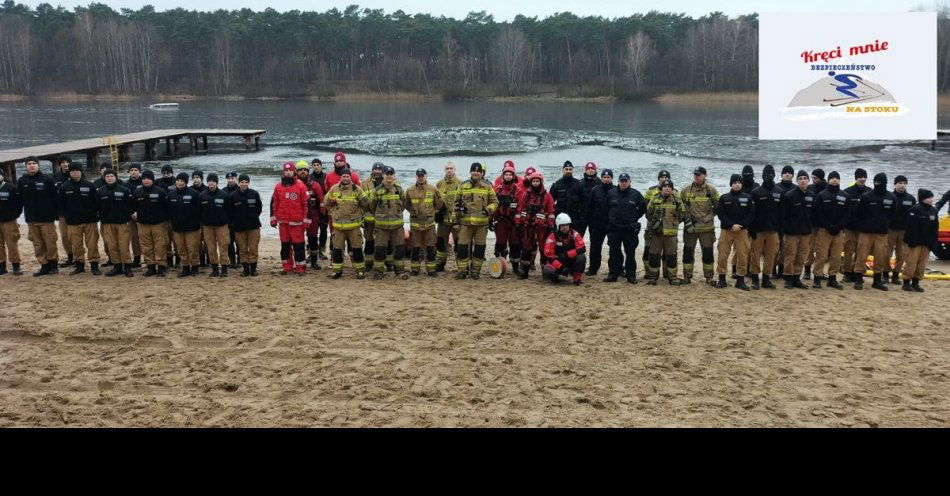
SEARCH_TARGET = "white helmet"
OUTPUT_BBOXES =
[555,213,572,227]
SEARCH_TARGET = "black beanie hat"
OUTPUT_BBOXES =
[57,155,71,165]
[563,160,573,168]
[25,156,39,164]
[128,163,142,172]
[176,172,190,182]
[742,165,754,175]
[660,179,674,189]
[161,164,174,173]
[811,168,825,180]
[657,169,671,179]
[339,168,351,177]
[730,174,743,185]
[206,173,219,183]
[762,164,775,176]
[797,169,809,179]
[238,173,250,183]
[781,165,794,175]
[141,169,155,180]
[894,175,908,184]
[68,162,82,172]
[103,169,116,178]
[192,170,203,180]
[828,171,840,181]
[855,168,868,179]
[918,188,933,202]
[873,172,887,184]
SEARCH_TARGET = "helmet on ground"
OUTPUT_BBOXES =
[555,213,572,227]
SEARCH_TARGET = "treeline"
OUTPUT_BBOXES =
[1,2,949,98]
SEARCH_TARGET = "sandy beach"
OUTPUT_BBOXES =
[1,232,949,427]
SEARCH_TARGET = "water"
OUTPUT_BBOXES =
[3,100,949,235]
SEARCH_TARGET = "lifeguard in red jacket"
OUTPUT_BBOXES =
[271,162,312,274]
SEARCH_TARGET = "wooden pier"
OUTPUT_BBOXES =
[0,129,265,179]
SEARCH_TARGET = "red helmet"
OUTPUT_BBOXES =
[504,160,515,169]
[334,151,346,162]
[282,162,295,172]
[528,171,543,184]
[525,166,537,176]
[502,162,516,175]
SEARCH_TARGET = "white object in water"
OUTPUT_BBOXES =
[149,103,179,109]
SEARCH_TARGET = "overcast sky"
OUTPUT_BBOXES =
[17,0,942,20]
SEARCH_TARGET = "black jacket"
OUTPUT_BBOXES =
[936,189,950,214]
[741,181,759,195]
[903,203,938,248]
[781,187,815,235]
[192,183,208,195]
[228,188,263,231]
[223,184,240,197]
[587,182,614,229]
[310,171,327,191]
[813,185,849,235]
[124,177,143,195]
[807,182,826,197]
[750,183,782,233]
[843,184,869,231]
[157,176,177,192]
[199,187,230,227]
[605,186,646,231]
[580,175,599,199]
[775,180,795,194]
[717,191,755,230]
[97,183,134,224]
[58,178,99,225]
[133,184,170,225]
[52,170,69,215]
[17,172,58,223]
[0,180,22,222]
[855,188,897,234]
[550,175,588,221]
[168,187,202,232]
[890,190,916,231]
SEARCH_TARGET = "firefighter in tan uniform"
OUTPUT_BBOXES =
[325,168,369,279]
[367,166,408,279]
[454,162,498,279]
[435,162,461,271]
[680,166,718,285]
[645,178,685,285]
[361,162,385,271]
[405,168,443,276]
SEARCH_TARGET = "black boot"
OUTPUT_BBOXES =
[210,264,220,277]
[310,254,319,270]
[167,254,174,268]
[735,276,750,291]
[241,263,251,277]
[105,263,122,277]
[190,265,199,276]
[902,279,913,292]
[854,274,864,290]
[143,265,157,277]
[761,275,774,289]
[0,262,6,275]
[912,278,924,292]
[33,262,51,277]
[157,265,167,277]
[250,262,259,276]
[827,275,843,290]
[220,265,228,278]
[603,274,618,282]
[11,262,22,275]
[750,274,760,290]
[842,272,853,283]
[124,263,134,277]
[715,274,727,288]
[131,255,142,269]
[891,272,900,285]
[178,265,191,277]
[812,276,821,288]
[784,275,794,289]
[70,261,85,275]
[90,261,101,275]
[871,273,888,291]
[802,265,811,280]
[48,262,59,275]
[791,275,807,289]
[59,253,74,268]
[435,261,445,272]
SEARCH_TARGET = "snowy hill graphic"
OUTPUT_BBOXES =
[788,75,896,107]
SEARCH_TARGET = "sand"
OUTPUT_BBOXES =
[1,231,949,427]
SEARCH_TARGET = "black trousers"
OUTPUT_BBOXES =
[607,227,639,277]
[587,225,608,274]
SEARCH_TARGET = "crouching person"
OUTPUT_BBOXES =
[542,213,587,285]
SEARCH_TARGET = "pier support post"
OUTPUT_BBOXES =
[255,136,260,151]
[202,136,209,152]
[244,135,251,151]
[190,137,198,155]
[86,151,97,171]
[165,139,172,157]
[173,137,180,156]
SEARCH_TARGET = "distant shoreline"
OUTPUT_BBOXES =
[3,91,949,107]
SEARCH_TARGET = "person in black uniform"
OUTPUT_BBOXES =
[199,173,232,277]
[228,174,263,277]
[772,165,796,277]
[58,162,101,275]
[780,170,815,289]
[132,169,171,277]
[156,164,177,267]
[191,170,209,267]
[550,160,589,241]
[603,172,646,283]
[886,175,915,284]
[841,168,869,282]
[740,165,758,195]
[157,164,176,190]
[853,172,897,291]
[124,163,144,269]
[310,158,330,260]
[585,168,614,276]
[0,167,24,275]
[168,172,202,277]
[716,174,755,290]
[811,171,849,289]
[801,168,826,280]
[901,189,938,292]
[18,157,60,276]
[96,169,135,277]
[579,162,600,218]
[52,156,74,268]
[748,165,782,290]
[223,172,241,269]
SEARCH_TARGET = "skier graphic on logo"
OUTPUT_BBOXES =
[822,71,886,106]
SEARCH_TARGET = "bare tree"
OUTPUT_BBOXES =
[493,25,531,95]
[623,31,656,90]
